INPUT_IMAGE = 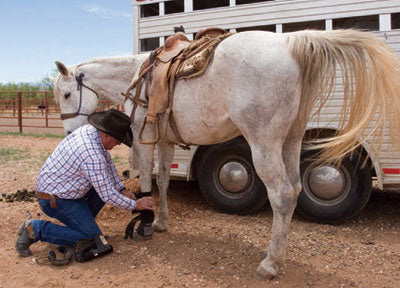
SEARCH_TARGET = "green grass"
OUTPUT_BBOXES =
[112,155,129,167]
[36,150,52,165]
[0,131,64,139]
[0,148,28,164]
[112,155,123,165]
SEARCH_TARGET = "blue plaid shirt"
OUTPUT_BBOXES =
[36,125,136,210]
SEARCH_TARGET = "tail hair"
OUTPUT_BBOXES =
[287,29,400,162]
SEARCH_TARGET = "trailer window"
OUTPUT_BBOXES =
[283,20,325,32]
[140,3,159,18]
[236,25,275,32]
[333,15,379,31]
[140,37,160,52]
[392,13,400,30]
[193,0,229,11]
[236,0,273,4]
[165,0,184,15]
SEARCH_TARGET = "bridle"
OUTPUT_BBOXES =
[60,73,99,120]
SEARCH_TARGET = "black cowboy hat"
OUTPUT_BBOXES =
[88,109,133,147]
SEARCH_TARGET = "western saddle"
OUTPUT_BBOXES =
[123,27,232,145]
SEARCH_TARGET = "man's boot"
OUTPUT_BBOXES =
[15,220,34,257]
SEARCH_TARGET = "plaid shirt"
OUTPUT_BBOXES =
[36,125,136,210]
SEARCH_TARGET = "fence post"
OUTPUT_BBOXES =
[17,91,22,133]
[45,92,49,127]
[13,98,15,117]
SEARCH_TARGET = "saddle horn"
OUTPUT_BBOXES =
[173,25,185,33]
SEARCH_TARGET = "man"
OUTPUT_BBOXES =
[16,109,153,257]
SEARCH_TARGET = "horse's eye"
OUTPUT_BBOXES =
[64,92,71,99]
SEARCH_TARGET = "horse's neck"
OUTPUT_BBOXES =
[81,55,148,105]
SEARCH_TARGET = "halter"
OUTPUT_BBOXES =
[60,73,99,120]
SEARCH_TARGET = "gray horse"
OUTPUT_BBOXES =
[55,29,400,279]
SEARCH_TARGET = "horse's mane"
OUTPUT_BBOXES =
[53,55,144,104]
[75,55,138,68]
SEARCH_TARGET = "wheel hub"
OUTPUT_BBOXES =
[307,165,345,200]
[218,161,249,193]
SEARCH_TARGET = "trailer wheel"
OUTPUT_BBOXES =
[197,137,268,214]
[296,150,372,224]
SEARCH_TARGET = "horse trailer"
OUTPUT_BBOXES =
[132,0,400,223]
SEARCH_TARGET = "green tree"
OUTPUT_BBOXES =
[39,68,58,91]
[0,67,57,99]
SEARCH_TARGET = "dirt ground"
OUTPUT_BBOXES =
[1,134,400,288]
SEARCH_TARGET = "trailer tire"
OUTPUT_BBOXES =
[296,149,372,224]
[197,137,268,214]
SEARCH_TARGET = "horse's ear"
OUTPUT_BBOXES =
[55,61,69,76]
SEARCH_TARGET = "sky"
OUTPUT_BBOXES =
[0,0,134,83]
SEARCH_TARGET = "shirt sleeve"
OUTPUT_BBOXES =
[106,153,125,192]
[82,155,136,210]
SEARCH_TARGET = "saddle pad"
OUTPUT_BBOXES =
[177,33,232,79]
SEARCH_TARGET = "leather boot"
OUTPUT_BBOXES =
[15,220,34,257]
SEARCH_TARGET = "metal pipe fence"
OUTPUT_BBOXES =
[0,91,121,133]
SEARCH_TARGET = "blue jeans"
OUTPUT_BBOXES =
[31,188,105,247]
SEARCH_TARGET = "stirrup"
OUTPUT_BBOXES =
[138,116,160,144]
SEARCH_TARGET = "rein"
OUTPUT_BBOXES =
[60,73,99,120]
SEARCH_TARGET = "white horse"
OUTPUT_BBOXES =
[54,55,148,173]
[55,29,400,279]
[54,54,148,134]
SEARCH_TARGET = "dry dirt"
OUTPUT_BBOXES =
[1,134,400,288]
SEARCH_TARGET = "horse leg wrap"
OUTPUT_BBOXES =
[124,191,155,240]
[136,210,154,238]
[74,235,113,262]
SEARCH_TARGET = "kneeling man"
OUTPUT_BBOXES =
[16,109,153,257]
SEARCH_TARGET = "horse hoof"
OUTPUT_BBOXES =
[152,221,166,232]
[255,264,277,280]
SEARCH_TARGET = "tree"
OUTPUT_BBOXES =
[39,68,59,91]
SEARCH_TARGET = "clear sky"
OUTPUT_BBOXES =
[0,0,133,83]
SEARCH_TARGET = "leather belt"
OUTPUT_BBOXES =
[36,192,59,209]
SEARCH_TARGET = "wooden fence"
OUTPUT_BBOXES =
[0,91,120,133]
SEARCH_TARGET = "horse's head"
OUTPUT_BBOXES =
[54,61,99,135]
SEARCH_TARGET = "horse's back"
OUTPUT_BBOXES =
[172,31,301,145]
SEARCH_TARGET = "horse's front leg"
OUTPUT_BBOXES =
[152,142,175,232]
[131,118,156,199]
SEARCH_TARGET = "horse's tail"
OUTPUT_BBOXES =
[287,29,400,161]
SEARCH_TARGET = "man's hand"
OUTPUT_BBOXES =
[135,197,154,211]
[120,189,136,200]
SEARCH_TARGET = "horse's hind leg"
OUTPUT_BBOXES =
[249,118,305,279]
[152,142,175,232]
[280,123,306,207]
[245,138,298,279]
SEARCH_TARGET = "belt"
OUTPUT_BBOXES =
[36,192,59,209]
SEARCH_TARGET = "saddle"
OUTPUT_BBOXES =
[124,27,231,145]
